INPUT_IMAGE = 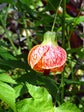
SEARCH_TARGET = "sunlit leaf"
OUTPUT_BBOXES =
[0,81,16,112]
[55,102,81,112]
[14,83,27,98]
[16,83,55,112]
[0,73,17,84]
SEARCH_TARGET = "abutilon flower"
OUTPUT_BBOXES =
[28,31,66,74]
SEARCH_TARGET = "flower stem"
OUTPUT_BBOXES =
[61,0,66,104]
[23,13,32,50]
[62,0,66,48]
[61,71,64,104]
[51,0,62,32]
[44,69,50,76]
[4,25,18,55]
[71,61,75,96]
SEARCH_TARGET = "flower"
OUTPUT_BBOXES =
[28,31,67,73]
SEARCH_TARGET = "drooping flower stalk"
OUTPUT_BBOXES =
[44,69,50,76]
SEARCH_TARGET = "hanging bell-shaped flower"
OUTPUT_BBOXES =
[28,31,67,73]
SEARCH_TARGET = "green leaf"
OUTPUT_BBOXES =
[0,41,8,48]
[0,104,3,112]
[37,73,58,99]
[67,47,84,59]
[80,63,84,70]
[67,47,81,53]
[16,0,38,19]
[20,0,31,7]
[64,79,84,85]
[16,83,55,112]
[16,72,58,99]
[66,16,84,25]
[76,16,84,24]
[0,64,11,71]
[0,81,16,112]
[14,83,27,98]
[0,60,28,70]
[0,0,14,4]
[26,83,51,100]
[0,73,17,84]
[44,0,60,11]
[0,46,17,60]
[78,34,84,38]
[55,102,81,112]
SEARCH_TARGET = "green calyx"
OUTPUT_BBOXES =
[42,31,57,47]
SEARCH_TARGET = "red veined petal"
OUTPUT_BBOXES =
[28,44,48,68]
[41,45,66,69]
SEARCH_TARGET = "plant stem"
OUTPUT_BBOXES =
[71,61,75,96]
[0,18,18,55]
[62,0,66,48]
[61,71,64,104]
[51,0,62,32]
[60,0,66,104]
[0,4,18,55]
[23,13,32,50]
[4,26,18,55]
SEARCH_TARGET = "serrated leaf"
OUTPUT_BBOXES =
[26,83,52,101]
[0,73,17,84]
[55,102,81,112]
[16,83,55,112]
[0,81,16,112]
[16,72,58,98]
